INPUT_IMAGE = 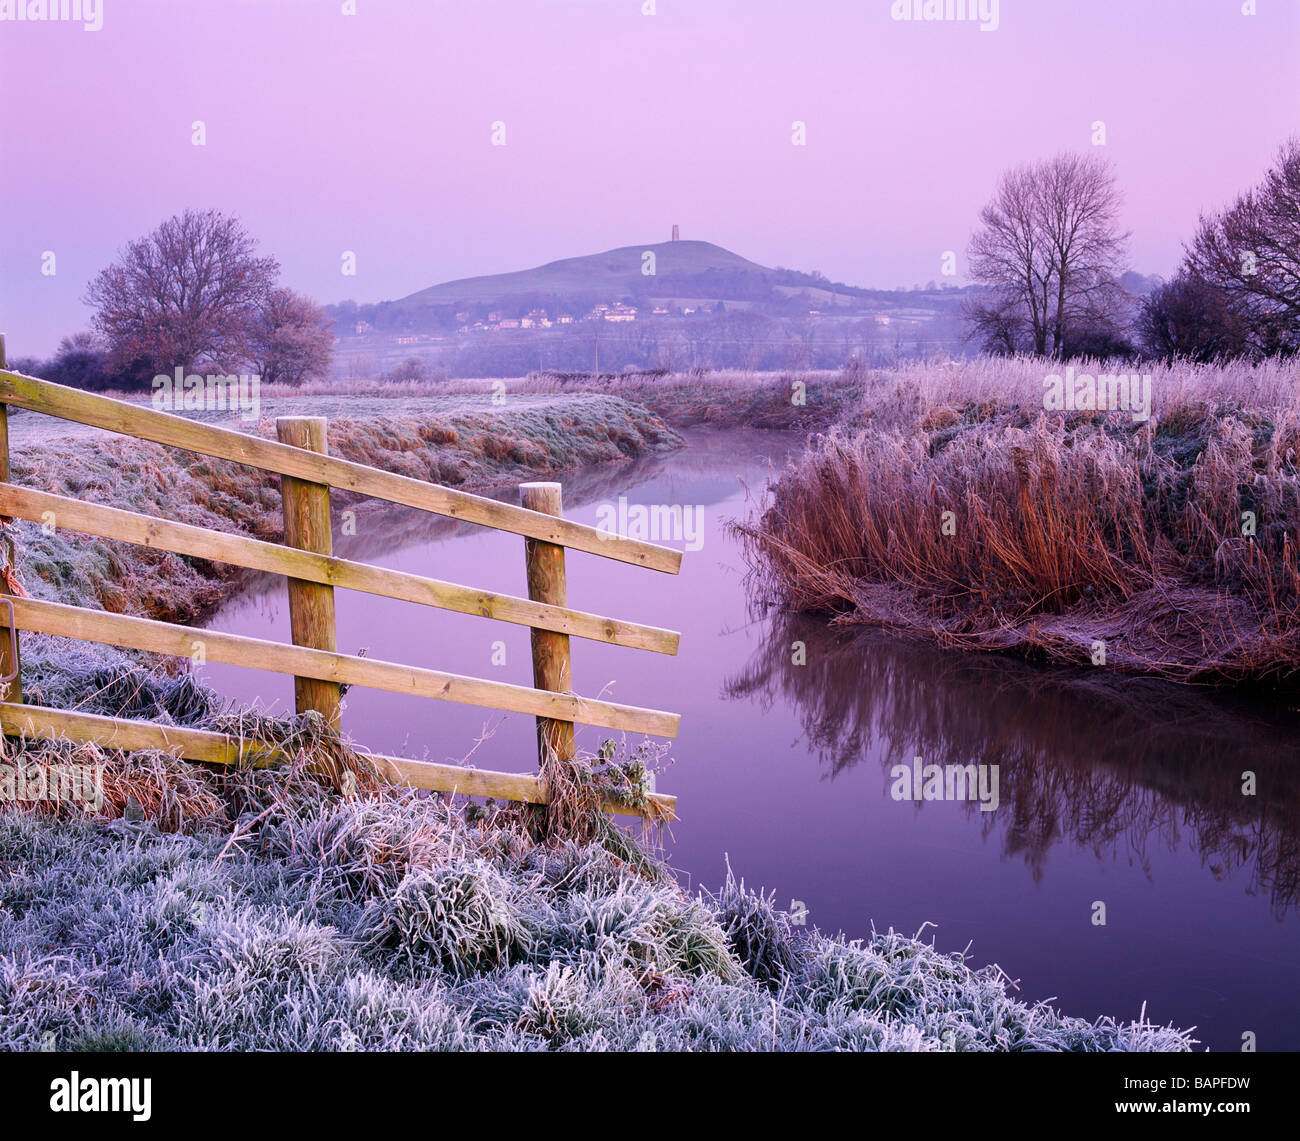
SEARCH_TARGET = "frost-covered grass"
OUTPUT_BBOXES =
[241,369,860,430]
[0,801,1194,1052]
[239,355,1300,433]
[0,644,1194,1053]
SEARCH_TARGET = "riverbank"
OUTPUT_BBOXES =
[247,368,863,431]
[4,391,683,736]
[0,773,1193,1051]
[737,356,1300,686]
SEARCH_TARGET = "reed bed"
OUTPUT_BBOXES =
[737,356,1300,683]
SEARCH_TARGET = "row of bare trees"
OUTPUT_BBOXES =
[966,139,1300,362]
[15,210,334,391]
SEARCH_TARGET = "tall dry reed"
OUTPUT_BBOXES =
[738,356,1300,683]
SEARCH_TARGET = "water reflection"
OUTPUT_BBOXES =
[230,449,677,603]
[725,609,1300,918]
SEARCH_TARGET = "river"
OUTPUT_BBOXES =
[198,427,1300,1051]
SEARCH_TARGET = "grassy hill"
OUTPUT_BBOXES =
[327,239,978,351]
[396,240,770,307]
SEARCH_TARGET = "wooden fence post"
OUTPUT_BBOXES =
[276,417,341,731]
[0,333,21,705]
[520,482,575,765]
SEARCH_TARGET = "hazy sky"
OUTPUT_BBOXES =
[3,0,1298,355]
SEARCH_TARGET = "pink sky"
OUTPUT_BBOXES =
[3,0,1298,355]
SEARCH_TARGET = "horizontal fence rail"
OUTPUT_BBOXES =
[0,702,675,819]
[0,485,680,655]
[0,371,682,573]
[0,597,680,738]
[0,361,684,819]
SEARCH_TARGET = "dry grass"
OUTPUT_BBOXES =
[737,355,1300,684]
[0,700,388,836]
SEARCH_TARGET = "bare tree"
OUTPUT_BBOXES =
[345,353,378,384]
[1184,136,1300,356]
[961,291,1026,356]
[785,317,817,371]
[967,153,1129,357]
[86,209,279,377]
[247,288,335,386]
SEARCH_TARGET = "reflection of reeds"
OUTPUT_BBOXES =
[736,361,1300,683]
[724,609,1300,917]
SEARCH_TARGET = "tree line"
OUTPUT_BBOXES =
[966,138,1300,362]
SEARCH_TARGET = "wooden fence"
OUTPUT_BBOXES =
[0,344,683,818]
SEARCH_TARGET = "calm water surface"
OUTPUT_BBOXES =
[200,429,1300,1051]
